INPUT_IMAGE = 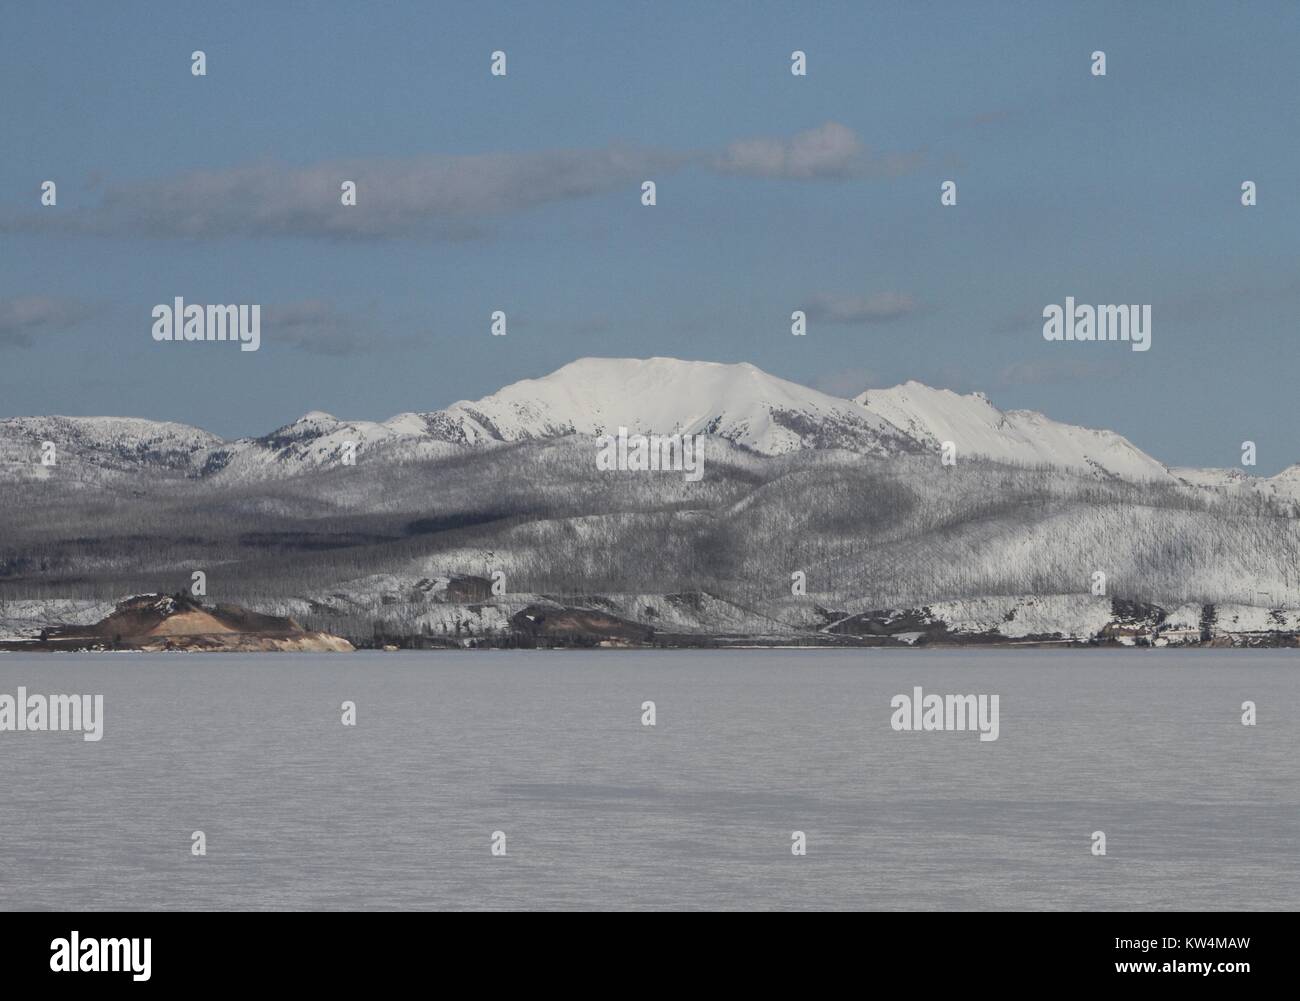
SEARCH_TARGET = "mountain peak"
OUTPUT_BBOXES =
[0,357,1260,488]
[856,379,1169,480]
[424,356,918,456]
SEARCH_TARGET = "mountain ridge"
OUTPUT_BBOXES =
[2,357,1296,495]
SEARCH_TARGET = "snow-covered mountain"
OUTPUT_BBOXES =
[0,415,221,480]
[1172,463,1300,510]
[400,357,920,456]
[1171,466,1255,490]
[0,358,1294,493]
[4,360,1299,645]
[200,411,460,479]
[854,381,1173,481]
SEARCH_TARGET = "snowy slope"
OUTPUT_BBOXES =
[202,411,460,480]
[0,359,1293,486]
[1269,466,1300,506]
[0,597,120,642]
[407,357,920,456]
[855,381,1173,481]
[1170,466,1254,490]
[1172,464,1300,511]
[0,415,221,478]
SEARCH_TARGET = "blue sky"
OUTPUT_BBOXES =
[2,1,1297,472]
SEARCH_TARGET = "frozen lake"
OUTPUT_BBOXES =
[0,649,1296,910]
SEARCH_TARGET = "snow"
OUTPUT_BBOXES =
[0,357,1296,493]
[205,412,461,480]
[600,592,794,634]
[855,381,1173,481]
[1171,466,1252,489]
[1171,464,1300,511]
[927,594,1119,640]
[1162,603,1203,631]
[0,415,221,478]
[0,598,118,641]
[420,357,918,456]
[4,356,1298,645]
[1207,604,1300,634]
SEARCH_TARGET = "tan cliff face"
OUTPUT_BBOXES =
[136,631,354,653]
[4,594,354,653]
[144,608,238,636]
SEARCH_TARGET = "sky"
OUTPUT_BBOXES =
[1,0,1297,473]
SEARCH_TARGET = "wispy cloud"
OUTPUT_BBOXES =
[1157,273,1300,324]
[804,291,919,324]
[6,150,683,241]
[264,300,379,355]
[994,358,1127,388]
[710,121,916,179]
[0,296,94,347]
[0,123,921,242]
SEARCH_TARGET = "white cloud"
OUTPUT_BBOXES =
[805,291,918,324]
[712,122,923,179]
[0,124,920,241]
[0,297,93,347]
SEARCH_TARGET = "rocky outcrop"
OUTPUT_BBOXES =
[1,593,353,652]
